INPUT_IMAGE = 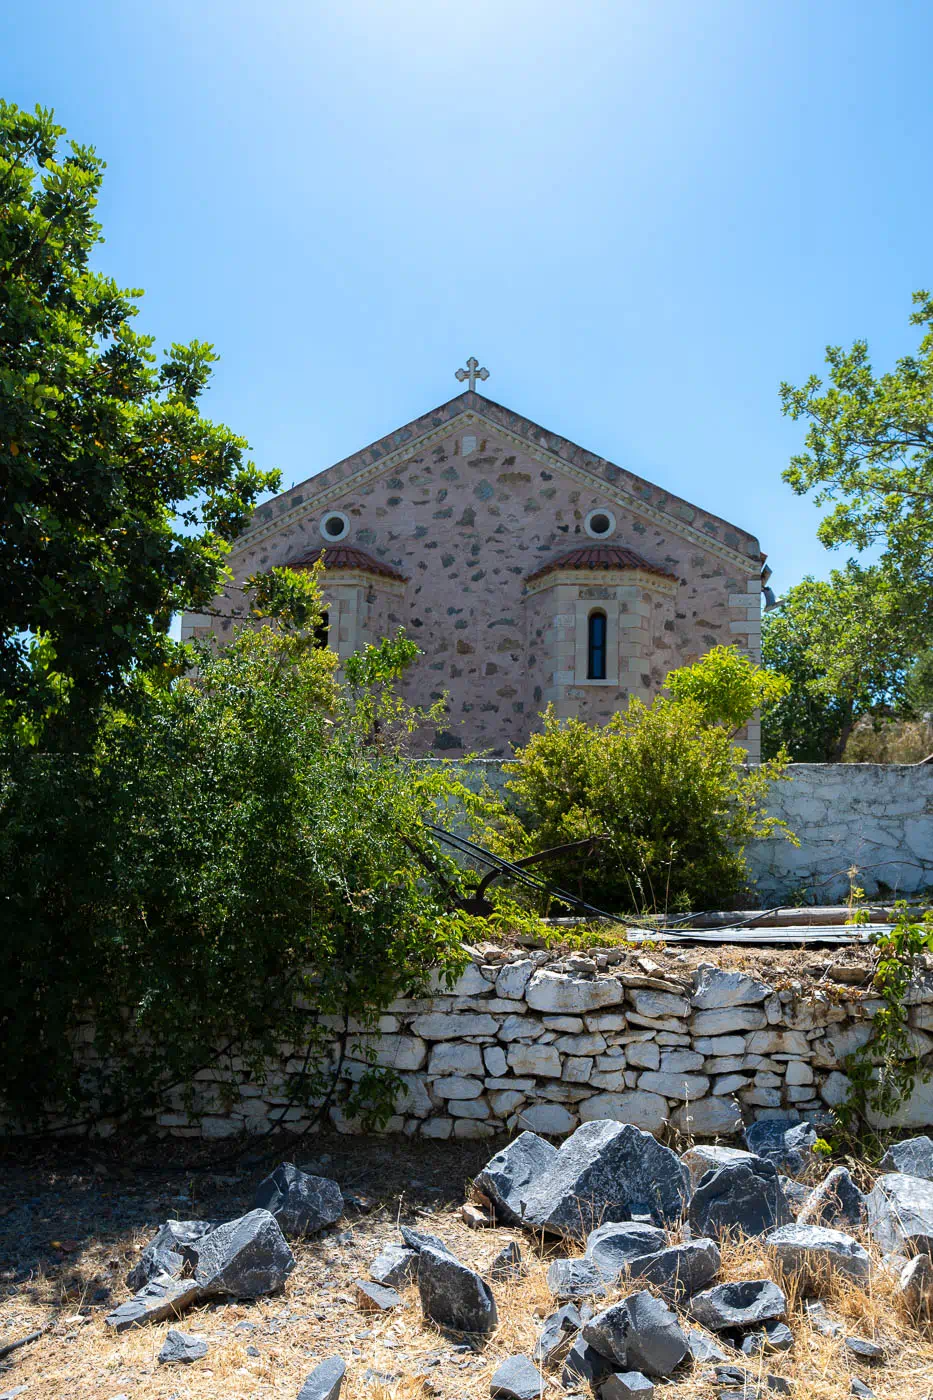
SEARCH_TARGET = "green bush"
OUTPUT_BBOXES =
[479,648,794,914]
[0,578,469,1130]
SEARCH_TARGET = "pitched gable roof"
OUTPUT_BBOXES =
[524,545,678,585]
[237,390,764,573]
[288,545,407,582]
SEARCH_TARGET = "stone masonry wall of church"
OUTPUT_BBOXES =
[207,400,763,757]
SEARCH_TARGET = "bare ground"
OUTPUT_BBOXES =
[1,1131,932,1400]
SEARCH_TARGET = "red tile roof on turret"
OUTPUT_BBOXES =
[288,546,408,582]
[525,546,678,584]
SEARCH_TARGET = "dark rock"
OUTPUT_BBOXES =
[583,1290,689,1377]
[765,1223,871,1288]
[105,1276,203,1331]
[475,1131,560,1225]
[158,1328,208,1364]
[690,1161,792,1240]
[126,1219,214,1291]
[417,1244,498,1334]
[535,1303,582,1365]
[850,1381,874,1398]
[845,1336,884,1361]
[797,1167,866,1230]
[895,1252,933,1316]
[562,1337,617,1389]
[586,1222,667,1282]
[354,1278,401,1311]
[778,1176,811,1210]
[547,1257,607,1299]
[490,1355,545,1399]
[297,1355,346,1400]
[686,1329,732,1363]
[522,1121,690,1241]
[363,1369,399,1386]
[867,1173,933,1255]
[600,1370,655,1400]
[878,1135,933,1181]
[623,1239,720,1301]
[370,1243,418,1289]
[401,1225,455,1256]
[740,1321,793,1354]
[744,1120,817,1176]
[192,1209,296,1298]
[491,1241,526,1281]
[253,1162,343,1237]
[712,1367,790,1397]
[689,1280,787,1332]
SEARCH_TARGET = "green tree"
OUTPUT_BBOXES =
[760,564,924,760]
[665,643,788,733]
[0,574,468,1129]
[781,289,933,589]
[0,102,278,741]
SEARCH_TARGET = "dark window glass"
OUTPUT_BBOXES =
[588,610,607,679]
[314,610,330,649]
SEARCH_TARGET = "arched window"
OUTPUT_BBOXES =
[587,610,607,680]
[314,610,330,649]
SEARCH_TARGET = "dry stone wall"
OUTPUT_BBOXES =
[151,947,933,1143]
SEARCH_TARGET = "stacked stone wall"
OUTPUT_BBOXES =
[141,947,933,1143]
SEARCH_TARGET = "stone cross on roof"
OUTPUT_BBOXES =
[455,357,489,392]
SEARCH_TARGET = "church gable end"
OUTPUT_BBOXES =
[188,392,764,758]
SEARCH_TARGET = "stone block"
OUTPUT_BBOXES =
[508,1043,562,1078]
[637,1070,710,1100]
[693,1008,767,1038]
[410,1013,498,1039]
[579,1091,669,1134]
[526,971,625,1013]
[428,1042,484,1076]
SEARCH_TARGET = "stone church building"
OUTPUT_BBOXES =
[184,377,766,759]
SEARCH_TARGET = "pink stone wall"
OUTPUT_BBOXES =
[190,395,763,757]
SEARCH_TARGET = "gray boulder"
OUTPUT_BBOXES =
[475,1131,560,1225]
[686,1329,731,1363]
[585,1222,667,1282]
[491,1241,526,1281]
[895,1253,933,1317]
[535,1302,582,1365]
[563,1337,616,1388]
[370,1243,418,1289]
[766,1224,870,1289]
[690,1160,792,1239]
[126,1218,215,1291]
[297,1356,346,1400]
[105,1276,203,1331]
[681,1147,757,1190]
[355,1278,401,1311]
[522,1120,690,1240]
[601,1371,655,1400]
[158,1329,208,1364]
[797,1167,866,1229]
[417,1244,498,1334]
[253,1162,343,1237]
[879,1135,933,1181]
[688,1279,787,1332]
[744,1121,817,1176]
[740,1320,793,1354]
[623,1239,720,1301]
[192,1209,296,1297]
[401,1224,455,1256]
[867,1172,933,1254]
[547,1257,607,1299]
[490,1355,546,1399]
[583,1290,689,1378]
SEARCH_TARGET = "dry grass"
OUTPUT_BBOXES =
[3,1140,933,1400]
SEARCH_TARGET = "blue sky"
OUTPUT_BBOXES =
[4,0,931,605]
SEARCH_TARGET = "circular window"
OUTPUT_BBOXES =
[584,509,616,539]
[319,510,350,542]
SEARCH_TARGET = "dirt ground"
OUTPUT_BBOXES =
[2,1130,932,1400]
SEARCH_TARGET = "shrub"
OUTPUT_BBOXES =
[479,649,794,914]
[0,576,469,1130]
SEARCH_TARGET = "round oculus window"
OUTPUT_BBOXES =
[584,509,616,539]
[320,511,350,541]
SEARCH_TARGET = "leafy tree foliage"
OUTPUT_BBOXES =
[761,564,927,760]
[0,103,278,740]
[781,289,933,588]
[0,576,468,1130]
[479,650,793,914]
